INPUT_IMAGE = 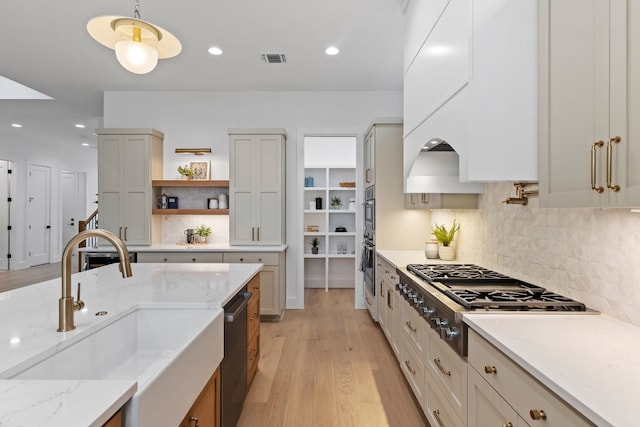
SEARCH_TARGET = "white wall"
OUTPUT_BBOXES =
[0,131,98,269]
[103,90,403,309]
[438,183,640,327]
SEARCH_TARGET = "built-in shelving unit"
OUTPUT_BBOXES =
[152,180,229,215]
[303,167,356,290]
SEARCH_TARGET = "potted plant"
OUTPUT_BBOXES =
[178,164,193,180]
[431,219,460,261]
[311,237,319,254]
[194,224,212,243]
[330,195,342,210]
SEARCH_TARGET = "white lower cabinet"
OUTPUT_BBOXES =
[400,334,426,411]
[468,330,593,427]
[137,252,223,263]
[468,367,526,427]
[223,252,285,320]
[425,330,467,422]
[426,367,465,427]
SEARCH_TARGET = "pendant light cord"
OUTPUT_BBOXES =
[134,0,141,19]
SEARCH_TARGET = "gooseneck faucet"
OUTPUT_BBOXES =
[58,229,133,332]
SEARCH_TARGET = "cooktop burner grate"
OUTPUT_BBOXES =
[407,263,514,282]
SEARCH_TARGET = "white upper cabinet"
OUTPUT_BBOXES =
[467,0,538,181]
[539,0,640,207]
[97,129,163,245]
[403,0,539,186]
[229,129,286,245]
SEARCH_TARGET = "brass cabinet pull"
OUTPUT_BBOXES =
[124,226,128,241]
[530,409,547,420]
[484,365,497,374]
[188,416,199,427]
[606,136,621,192]
[257,227,260,241]
[404,360,416,375]
[434,357,451,376]
[387,288,392,309]
[406,320,417,333]
[503,423,513,427]
[591,140,604,193]
[118,226,123,239]
[433,409,445,427]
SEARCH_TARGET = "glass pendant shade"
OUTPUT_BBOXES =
[115,40,158,74]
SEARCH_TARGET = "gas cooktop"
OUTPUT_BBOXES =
[405,263,587,312]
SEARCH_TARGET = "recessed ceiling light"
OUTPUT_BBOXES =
[75,124,86,128]
[325,46,340,56]
[208,46,223,56]
[82,142,90,147]
[11,123,22,128]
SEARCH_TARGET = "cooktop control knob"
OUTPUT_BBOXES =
[420,306,435,317]
[430,317,446,329]
[440,326,458,340]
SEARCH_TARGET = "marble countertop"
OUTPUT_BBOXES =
[464,313,637,427]
[0,262,262,426]
[78,243,288,253]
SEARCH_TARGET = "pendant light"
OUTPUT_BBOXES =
[87,0,181,74]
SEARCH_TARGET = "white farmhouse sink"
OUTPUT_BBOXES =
[12,308,224,427]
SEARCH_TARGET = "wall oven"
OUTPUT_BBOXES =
[362,186,377,320]
[364,186,375,241]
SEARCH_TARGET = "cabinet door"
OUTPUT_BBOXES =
[255,135,283,244]
[258,266,278,316]
[121,135,151,244]
[468,367,522,427]
[180,368,220,427]
[539,0,612,207]
[364,128,375,186]
[98,136,123,239]
[229,135,256,245]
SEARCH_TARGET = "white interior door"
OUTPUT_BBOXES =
[27,164,51,266]
[0,160,10,270]
[61,171,78,248]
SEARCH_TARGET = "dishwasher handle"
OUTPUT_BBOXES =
[224,291,252,322]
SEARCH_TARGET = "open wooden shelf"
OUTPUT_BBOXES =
[152,180,229,188]
[152,208,229,215]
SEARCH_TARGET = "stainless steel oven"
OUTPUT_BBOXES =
[364,186,375,241]
[362,239,376,320]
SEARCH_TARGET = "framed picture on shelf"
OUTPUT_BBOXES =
[189,161,210,180]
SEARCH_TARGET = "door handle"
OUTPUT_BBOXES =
[606,136,621,192]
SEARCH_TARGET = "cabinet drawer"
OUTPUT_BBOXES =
[425,367,465,427]
[137,252,223,263]
[425,331,467,423]
[376,256,398,284]
[468,330,593,426]
[401,334,425,405]
[223,252,278,265]
[401,299,428,357]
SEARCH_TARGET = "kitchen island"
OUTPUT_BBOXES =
[0,262,261,426]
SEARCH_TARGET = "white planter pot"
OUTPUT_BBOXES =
[425,241,439,259]
[438,245,455,261]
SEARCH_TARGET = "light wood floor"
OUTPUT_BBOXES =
[0,262,70,293]
[238,289,428,427]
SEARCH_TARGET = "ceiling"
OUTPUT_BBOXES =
[0,0,405,148]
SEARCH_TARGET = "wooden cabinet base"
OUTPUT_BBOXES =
[103,409,123,427]
[180,367,221,427]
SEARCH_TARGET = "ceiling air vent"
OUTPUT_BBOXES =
[261,53,287,64]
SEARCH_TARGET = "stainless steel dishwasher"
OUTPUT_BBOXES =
[221,286,252,427]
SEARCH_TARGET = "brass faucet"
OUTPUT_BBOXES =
[503,182,539,206]
[58,229,133,332]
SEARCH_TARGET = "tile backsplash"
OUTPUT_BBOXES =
[452,183,640,326]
